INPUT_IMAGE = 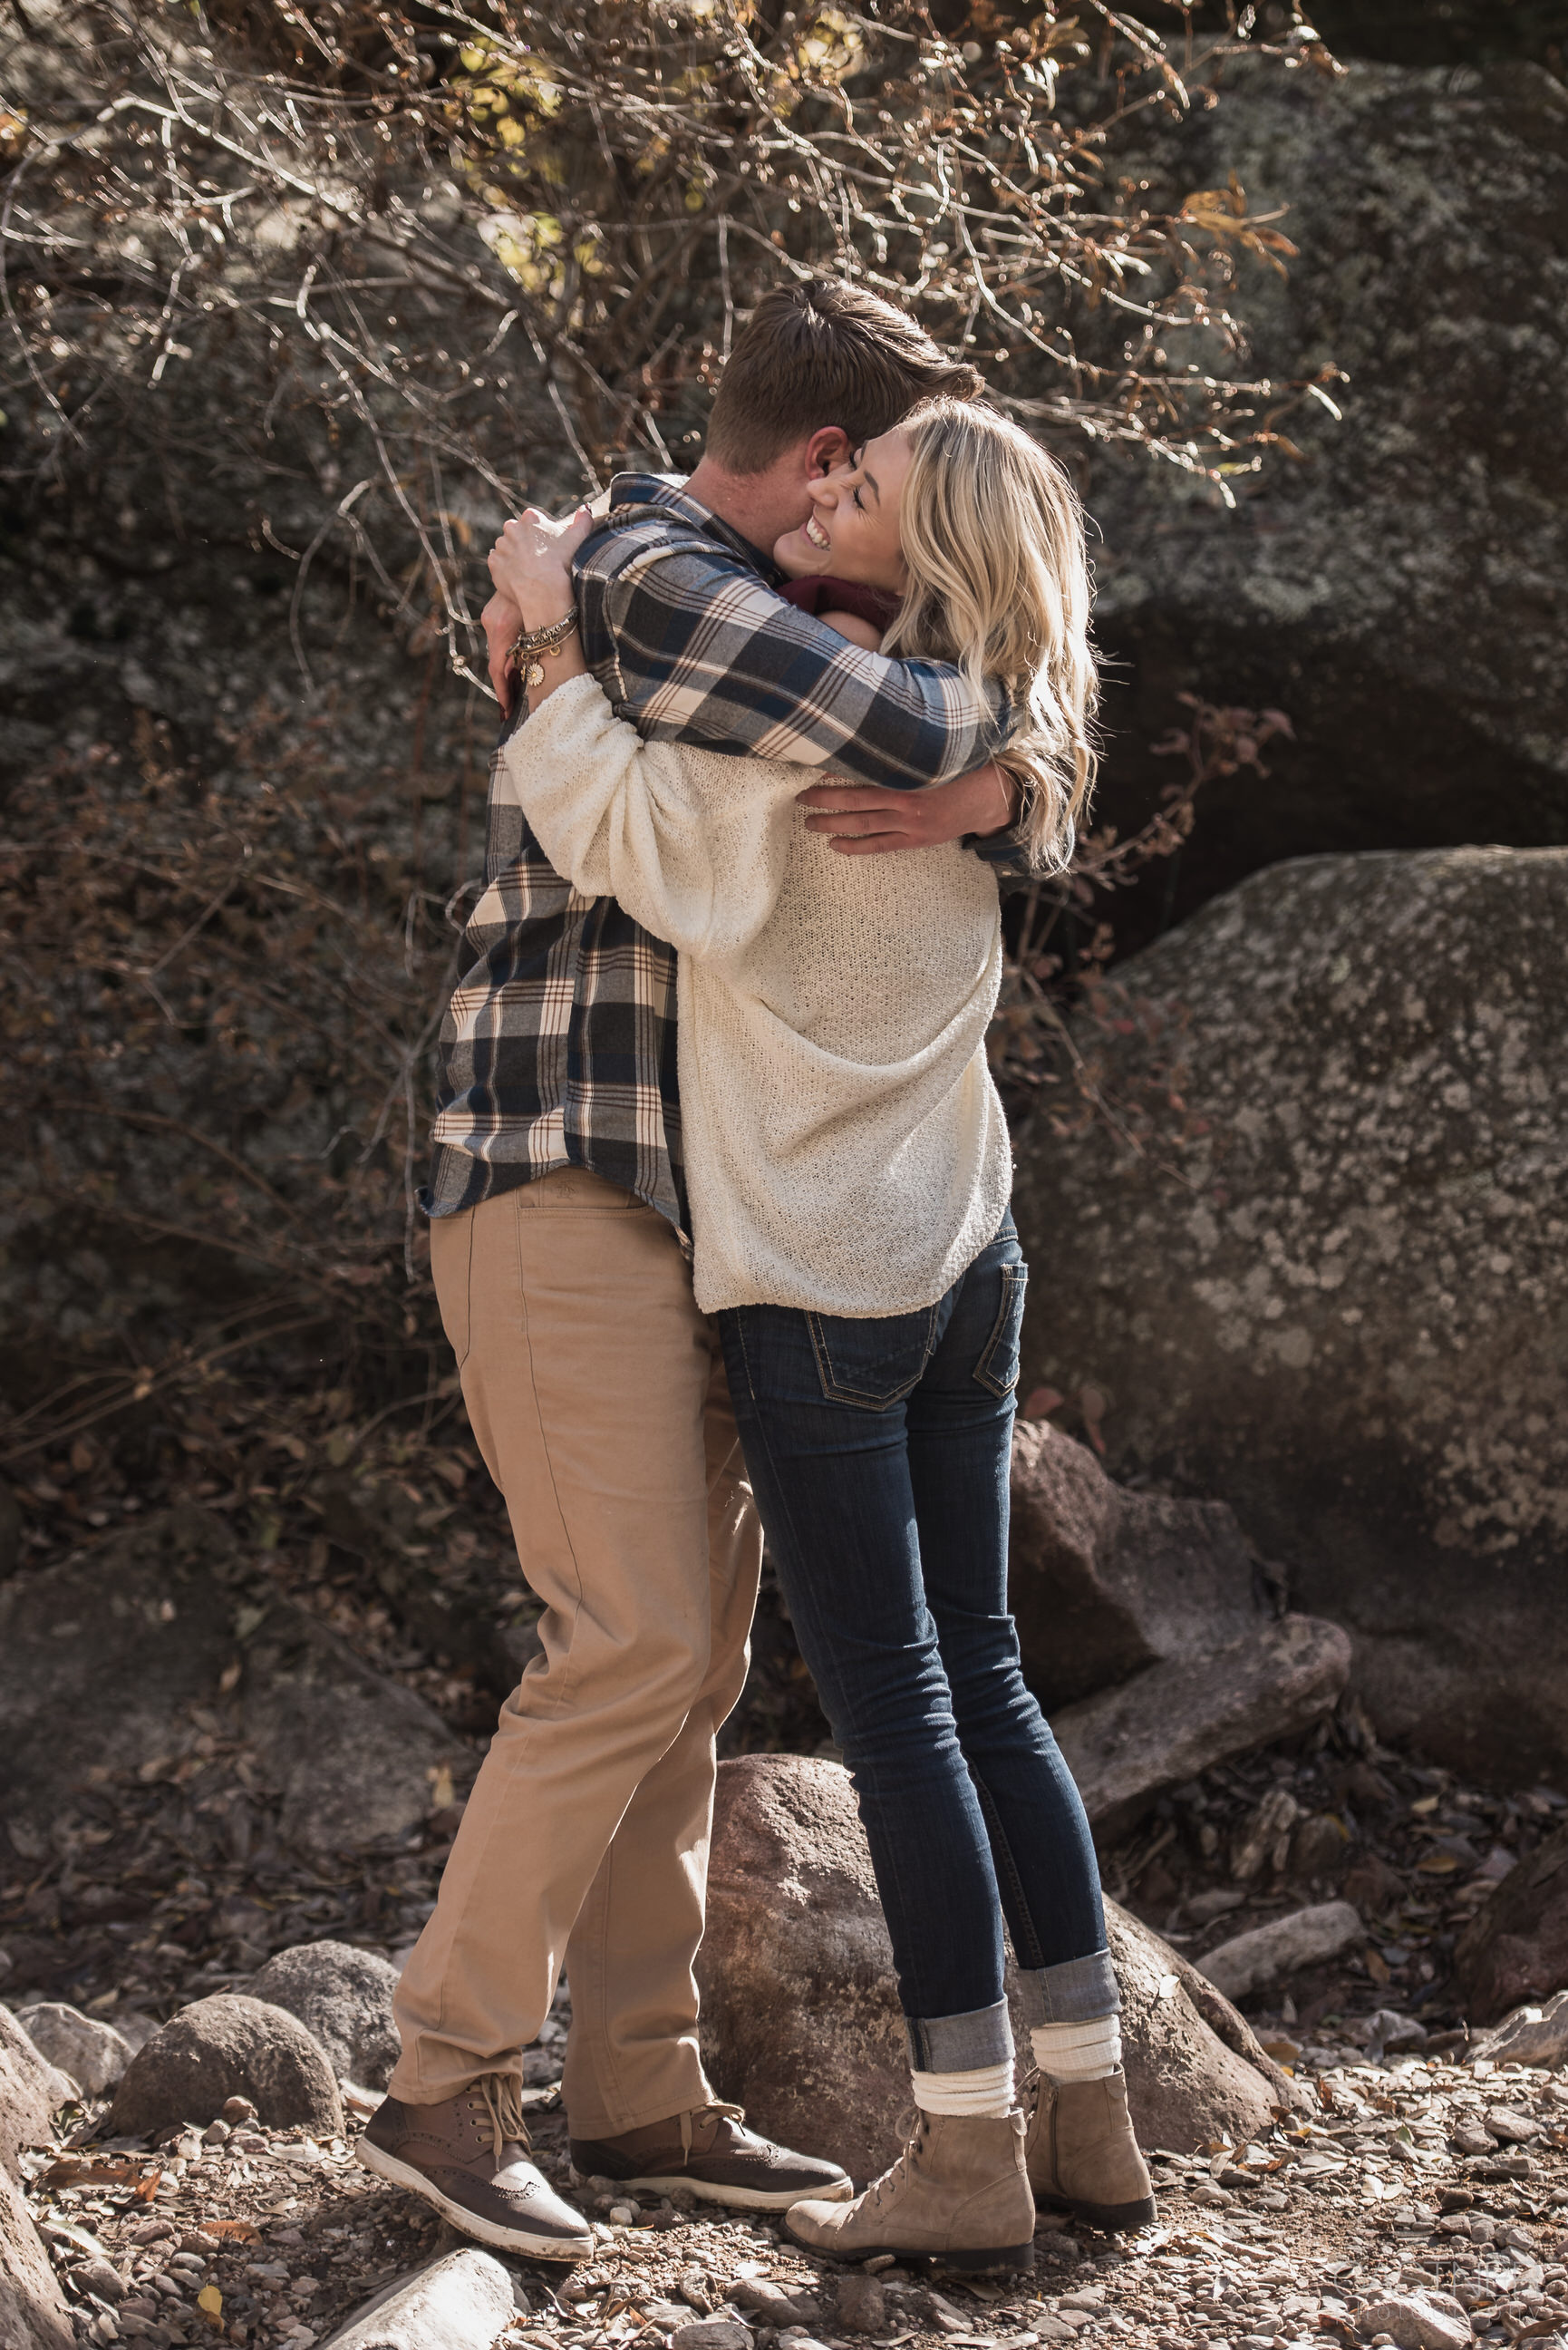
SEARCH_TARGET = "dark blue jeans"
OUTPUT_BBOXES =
[717,1215,1115,2075]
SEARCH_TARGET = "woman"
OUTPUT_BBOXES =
[487,402,1154,2267]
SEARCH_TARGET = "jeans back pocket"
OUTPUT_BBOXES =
[806,1306,939,1412]
[973,1261,1027,1398]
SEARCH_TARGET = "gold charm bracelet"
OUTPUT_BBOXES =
[508,608,579,690]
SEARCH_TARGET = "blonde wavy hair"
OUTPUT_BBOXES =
[880,400,1098,871]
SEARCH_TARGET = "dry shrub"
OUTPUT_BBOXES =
[0,1,1333,1620]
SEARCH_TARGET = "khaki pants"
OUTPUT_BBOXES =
[390,1169,762,2135]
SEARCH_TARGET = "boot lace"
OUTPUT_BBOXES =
[474,2073,531,2164]
[865,2112,928,2210]
[680,2101,746,2159]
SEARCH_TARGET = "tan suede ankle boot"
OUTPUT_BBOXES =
[786,2110,1035,2274]
[1024,2067,1155,2233]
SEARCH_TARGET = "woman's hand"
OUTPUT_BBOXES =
[488,504,594,632]
[799,762,1021,854]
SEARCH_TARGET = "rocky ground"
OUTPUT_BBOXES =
[15,2027,1568,2349]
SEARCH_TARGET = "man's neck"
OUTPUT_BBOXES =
[682,455,799,566]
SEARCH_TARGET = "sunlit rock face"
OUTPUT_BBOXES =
[1012,844,1568,1784]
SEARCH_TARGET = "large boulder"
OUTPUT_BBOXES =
[243,1940,402,2091]
[695,1755,1302,2182]
[1012,847,1568,1784]
[1085,58,1568,940]
[0,1507,470,1851]
[0,2165,73,2350]
[1454,1821,1568,2025]
[1009,1422,1350,1832]
[108,1993,344,2138]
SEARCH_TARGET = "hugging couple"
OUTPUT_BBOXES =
[358,278,1154,2272]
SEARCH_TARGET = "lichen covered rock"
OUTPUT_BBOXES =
[1013,846,1568,1782]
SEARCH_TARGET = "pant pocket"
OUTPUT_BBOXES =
[806,1306,939,1411]
[973,1261,1027,1398]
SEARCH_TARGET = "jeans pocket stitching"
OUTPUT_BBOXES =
[808,1306,936,1412]
[973,1262,1026,1398]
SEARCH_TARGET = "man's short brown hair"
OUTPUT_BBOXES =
[705,278,983,474]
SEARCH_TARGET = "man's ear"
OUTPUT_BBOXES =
[804,425,852,477]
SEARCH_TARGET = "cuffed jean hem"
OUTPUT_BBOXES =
[1017,1948,1120,2027]
[905,1998,1015,2075]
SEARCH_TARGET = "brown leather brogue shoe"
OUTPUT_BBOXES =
[1024,2066,1156,2233]
[358,2076,594,2259]
[570,2101,851,2211]
[786,2109,1034,2274]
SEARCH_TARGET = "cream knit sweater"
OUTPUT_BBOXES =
[499,671,1011,1317]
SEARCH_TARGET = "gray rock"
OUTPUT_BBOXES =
[1013,846,1568,1785]
[1050,1614,1350,1841]
[0,2163,73,2350]
[695,1754,1304,2182]
[1455,1820,1568,2023]
[732,2282,821,2327]
[15,2004,133,2096]
[108,1993,344,2138]
[243,1941,402,2091]
[1007,1418,1272,1711]
[1087,59,1568,927]
[1354,2294,1473,2350]
[0,1507,469,1850]
[1198,1902,1365,2002]
[319,2248,518,2348]
[0,2003,73,2181]
[834,2276,887,2335]
[1470,1988,1568,2069]
[670,2325,755,2350]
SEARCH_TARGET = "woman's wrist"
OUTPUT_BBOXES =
[511,574,576,633]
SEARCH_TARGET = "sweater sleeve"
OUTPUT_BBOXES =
[496,670,798,964]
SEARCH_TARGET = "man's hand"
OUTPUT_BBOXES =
[799,762,1020,855]
[483,589,522,714]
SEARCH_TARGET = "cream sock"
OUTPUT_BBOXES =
[909,2058,1016,2117]
[1031,2015,1121,2083]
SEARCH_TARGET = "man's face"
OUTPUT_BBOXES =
[773,430,912,590]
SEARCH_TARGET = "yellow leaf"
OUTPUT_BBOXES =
[198,2286,223,2319]
[1418,1850,1459,1873]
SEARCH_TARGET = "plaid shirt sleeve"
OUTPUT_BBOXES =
[575,524,1010,791]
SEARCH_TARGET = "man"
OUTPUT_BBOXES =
[359,280,1026,2258]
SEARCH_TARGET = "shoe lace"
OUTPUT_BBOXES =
[679,2101,745,2160]
[867,2112,927,2210]
[474,2073,530,2164]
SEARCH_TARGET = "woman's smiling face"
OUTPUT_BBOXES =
[773,429,913,590]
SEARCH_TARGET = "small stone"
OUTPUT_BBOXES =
[1450,2122,1494,2157]
[670,2324,755,2350]
[834,2275,886,2335]
[1198,1902,1364,2002]
[1469,1989,1568,2070]
[608,2201,638,2225]
[1354,2295,1472,2350]
[316,2246,517,2347]
[77,2258,127,2302]
[1481,2107,1540,2144]
[15,2004,135,2096]
[221,2094,257,2122]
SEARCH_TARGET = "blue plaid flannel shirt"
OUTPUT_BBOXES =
[425,472,1021,1235]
